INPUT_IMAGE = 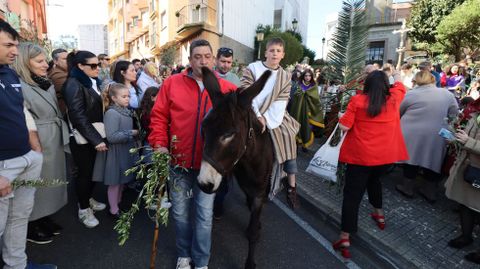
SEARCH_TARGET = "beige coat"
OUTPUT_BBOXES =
[21,81,69,220]
[445,114,480,211]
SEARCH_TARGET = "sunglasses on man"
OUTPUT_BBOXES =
[218,47,233,57]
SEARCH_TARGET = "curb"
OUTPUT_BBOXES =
[296,183,418,269]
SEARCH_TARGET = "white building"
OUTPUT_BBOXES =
[216,0,275,64]
[323,0,413,66]
[216,0,309,63]
[273,0,309,45]
[78,24,108,55]
[324,12,338,61]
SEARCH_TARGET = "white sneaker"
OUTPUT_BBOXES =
[78,208,99,228]
[161,197,172,209]
[148,197,172,210]
[176,257,192,269]
[89,198,106,211]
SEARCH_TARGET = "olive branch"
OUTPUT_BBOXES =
[11,179,68,189]
[113,147,171,246]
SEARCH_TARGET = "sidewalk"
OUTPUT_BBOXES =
[295,140,479,269]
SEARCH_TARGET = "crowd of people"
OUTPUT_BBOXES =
[1,15,480,269]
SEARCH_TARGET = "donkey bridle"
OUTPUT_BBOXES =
[202,113,255,177]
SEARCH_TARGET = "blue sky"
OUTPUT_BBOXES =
[306,0,343,58]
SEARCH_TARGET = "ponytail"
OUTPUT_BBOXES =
[102,82,129,112]
[67,50,97,75]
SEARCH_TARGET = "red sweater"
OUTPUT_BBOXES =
[148,69,236,170]
[339,82,409,166]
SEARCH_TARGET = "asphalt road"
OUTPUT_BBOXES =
[23,175,391,269]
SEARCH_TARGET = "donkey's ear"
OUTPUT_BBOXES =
[201,67,222,108]
[238,70,271,108]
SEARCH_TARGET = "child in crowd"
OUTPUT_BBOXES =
[139,86,159,142]
[95,83,139,216]
[241,37,300,208]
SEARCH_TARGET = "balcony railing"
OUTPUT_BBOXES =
[176,3,216,32]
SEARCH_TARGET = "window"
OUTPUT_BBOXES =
[150,20,157,47]
[141,10,149,23]
[161,11,167,30]
[132,16,139,27]
[366,41,385,64]
[273,10,282,29]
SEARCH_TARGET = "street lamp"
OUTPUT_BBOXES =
[292,18,298,32]
[256,29,265,60]
[322,37,326,59]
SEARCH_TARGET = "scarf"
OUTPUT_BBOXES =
[461,98,480,125]
[108,105,133,118]
[69,67,102,89]
[300,81,313,91]
[31,73,51,90]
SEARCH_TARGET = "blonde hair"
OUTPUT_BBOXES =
[144,62,158,77]
[12,42,46,86]
[414,71,436,86]
[101,82,129,111]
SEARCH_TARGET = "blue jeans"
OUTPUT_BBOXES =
[169,168,215,268]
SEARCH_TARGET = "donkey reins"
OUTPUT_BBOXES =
[202,111,255,176]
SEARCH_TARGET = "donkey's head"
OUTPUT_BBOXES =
[197,67,271,194]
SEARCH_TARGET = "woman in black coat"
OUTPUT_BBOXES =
[63,50,107,228]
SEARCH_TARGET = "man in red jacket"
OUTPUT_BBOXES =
[148,39,236,269]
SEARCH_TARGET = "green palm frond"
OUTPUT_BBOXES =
[327,0,368,84]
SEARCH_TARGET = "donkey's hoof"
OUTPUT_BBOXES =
[244,262,256,269]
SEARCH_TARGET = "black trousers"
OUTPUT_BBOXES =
[341,164,391,233]
[459,204,480,238]
[69,137,97,209]
[403,164,441,182]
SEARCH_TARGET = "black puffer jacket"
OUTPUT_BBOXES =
[63,67,104,146]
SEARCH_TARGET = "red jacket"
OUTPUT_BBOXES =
[339,82,409,166]
[148,69,236,170]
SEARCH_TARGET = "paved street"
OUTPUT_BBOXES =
[24,179,371,269]
[10,139,479,269]
[296,140,480,269]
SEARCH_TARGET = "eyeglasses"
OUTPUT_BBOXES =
[83,63,99,69]
[218,47,233,57]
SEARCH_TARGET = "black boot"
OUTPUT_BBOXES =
[465,251,480,264]
[395,177,415,198]
[448,235,473,249]
[418,180,438,203]
[39,216,62,236]
[27,220,53,245]
[286,185,299,209]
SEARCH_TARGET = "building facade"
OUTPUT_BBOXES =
[108,0,308,65]
[324,0,413,66]
[78,24,108,55]
[0,0,48,40]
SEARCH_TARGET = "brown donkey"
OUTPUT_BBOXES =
[197,67,273,269]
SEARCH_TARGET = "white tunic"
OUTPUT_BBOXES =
[249,61,287,130]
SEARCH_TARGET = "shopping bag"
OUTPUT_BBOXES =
[306,124,347,182]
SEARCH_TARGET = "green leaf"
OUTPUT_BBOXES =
[326,0,368,84]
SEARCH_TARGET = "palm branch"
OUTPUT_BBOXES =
[327,0,368,84]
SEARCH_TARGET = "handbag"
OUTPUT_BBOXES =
[463,165,480,189]
[67,114,105,145]
[306,123,347,183]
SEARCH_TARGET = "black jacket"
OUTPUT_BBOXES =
[63,67,104,146]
